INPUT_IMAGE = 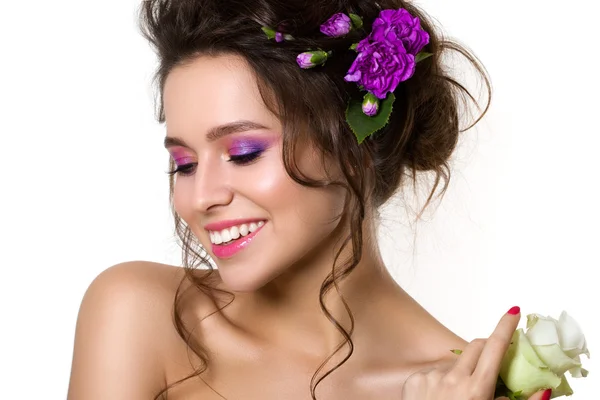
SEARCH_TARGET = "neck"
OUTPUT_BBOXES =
[229,214,403,358]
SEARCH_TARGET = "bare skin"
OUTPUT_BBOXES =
[67,261,550,400]
[67,54,549,400]
[68,260,464,400]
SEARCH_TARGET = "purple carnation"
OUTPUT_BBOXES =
[344,39,416,99]
[320,13,352,37]
[370,9,429,55]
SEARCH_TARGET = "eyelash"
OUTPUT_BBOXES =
[166,150,263,176]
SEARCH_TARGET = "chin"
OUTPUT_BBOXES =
[213,260,281,293]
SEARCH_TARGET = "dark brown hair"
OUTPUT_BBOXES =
[138,0,491,398]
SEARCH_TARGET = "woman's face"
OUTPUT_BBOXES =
[163,54,347,292]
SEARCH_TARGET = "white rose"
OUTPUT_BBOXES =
[499,311,590,398]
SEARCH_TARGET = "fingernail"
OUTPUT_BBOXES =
[541,388,552,400]
[507,306,520,315]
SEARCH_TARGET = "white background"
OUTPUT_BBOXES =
[0,0,597,397]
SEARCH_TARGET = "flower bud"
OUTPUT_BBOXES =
[296,51,329,69]
[362,92,379,116]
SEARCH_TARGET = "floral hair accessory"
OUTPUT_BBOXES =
[262,26,294,42]
[361,93,379,116]
[296,50,331,69]
[343,8,431,143]
[320,12,363,37]
[267,8,432,143]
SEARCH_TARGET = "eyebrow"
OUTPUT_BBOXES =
[163,120,270,149]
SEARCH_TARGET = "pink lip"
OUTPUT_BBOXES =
[211,223,265,259]
[204,218,266,231]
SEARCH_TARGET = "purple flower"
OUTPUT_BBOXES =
[320,13,352,37]
[296,50,329,69]
[362,93,379,116]
[275,32,284,42]
[370,9,429,55]
[344,39,416,99]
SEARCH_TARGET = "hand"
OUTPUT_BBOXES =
[401,306,553,400]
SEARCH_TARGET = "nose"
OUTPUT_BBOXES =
[191,159,233,213]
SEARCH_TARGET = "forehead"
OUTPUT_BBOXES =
[163,54,279,137]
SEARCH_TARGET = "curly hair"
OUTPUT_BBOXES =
[137,0,491,398]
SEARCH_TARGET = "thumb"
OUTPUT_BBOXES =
[528,389,553,400]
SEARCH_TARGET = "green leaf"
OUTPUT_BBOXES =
[261,26,276,40]
[415,52,433,63]
[345,92,395,143]
[349,43,358,51]
[349,13,363,29]
[450,349,463,355]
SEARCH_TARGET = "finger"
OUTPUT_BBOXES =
[527,389,552,400]
[473,306,521,380]
[452,338,487,375]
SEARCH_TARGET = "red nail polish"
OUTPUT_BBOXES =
[507,306,520,315]
[541,389,552,400]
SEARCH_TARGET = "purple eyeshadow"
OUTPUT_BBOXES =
[228,138,269,156]
[174,157,194,166]
[169,148,195,166]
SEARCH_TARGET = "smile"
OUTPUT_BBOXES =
[208,220,266,259]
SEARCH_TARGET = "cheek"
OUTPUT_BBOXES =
[239,154,345,229]
[172,180,194,221]
[235,156,297,205]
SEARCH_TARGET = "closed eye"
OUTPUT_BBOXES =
[166,163,197,176]
[167,150,263,176]
[229,151,263,165]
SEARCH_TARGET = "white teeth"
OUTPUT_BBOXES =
[221,229,232,243]
[208,221,265,245]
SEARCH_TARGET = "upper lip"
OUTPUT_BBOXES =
[204,218,266,232]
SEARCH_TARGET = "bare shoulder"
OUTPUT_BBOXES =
[398,292,469,362]
[67,261,204,400]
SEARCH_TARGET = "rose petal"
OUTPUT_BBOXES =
[532,343,582,376]
[569,365,586,378]
[526,315,560,346]
[499,329,563,398]
[557,311,588,355]
[552,375,575,397]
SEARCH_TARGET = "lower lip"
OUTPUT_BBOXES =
[210,224,265,259]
